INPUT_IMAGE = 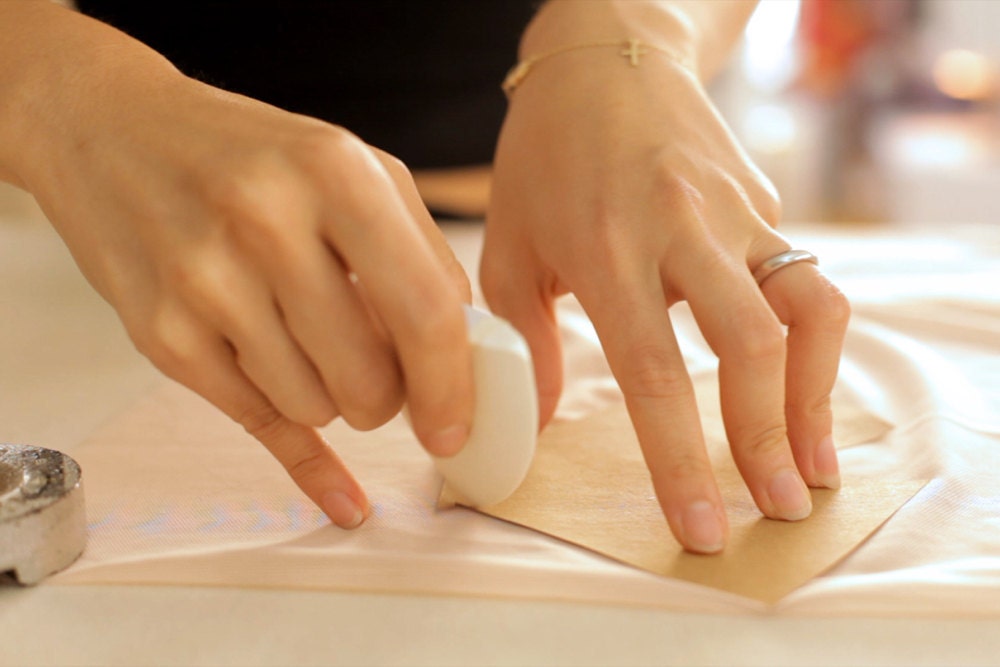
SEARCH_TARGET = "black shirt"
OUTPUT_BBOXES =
[76,0,539,168]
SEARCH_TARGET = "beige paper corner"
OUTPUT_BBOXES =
[444,399,924,605]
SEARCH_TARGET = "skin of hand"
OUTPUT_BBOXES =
[483,0,851,553]
[0,2,475,528]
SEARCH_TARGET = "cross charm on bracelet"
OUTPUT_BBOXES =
[620,38,649,67]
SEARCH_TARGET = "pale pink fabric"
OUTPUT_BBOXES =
[48,221,1000,617]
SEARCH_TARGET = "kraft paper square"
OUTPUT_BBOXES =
[441,401,923,604]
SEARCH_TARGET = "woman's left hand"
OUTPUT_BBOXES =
[481,2,850,554]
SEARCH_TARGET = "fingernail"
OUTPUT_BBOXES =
[427,423,469,457]
[681,500,725,554]
[767,469,812,521]
[322,491,365,529]
[813,435,841,490]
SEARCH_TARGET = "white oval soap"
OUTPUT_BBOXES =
[431,306,538,507]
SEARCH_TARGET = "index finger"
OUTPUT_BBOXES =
[136,306,369,529]
[578,275,728,554]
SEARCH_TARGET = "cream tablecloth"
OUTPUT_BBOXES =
[1,183,998,665]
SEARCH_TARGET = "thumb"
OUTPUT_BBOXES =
[480,248,563,428]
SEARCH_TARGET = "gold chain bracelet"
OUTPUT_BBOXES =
[502,37,688,97]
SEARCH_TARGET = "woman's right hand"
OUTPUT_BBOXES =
[2,3,474,528]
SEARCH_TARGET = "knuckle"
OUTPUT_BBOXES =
[293,122,355,157]
[236,400,288,441]
[130,305,202,373]
[372,150,408,181]
[202,179,303,258]
[200,162,271,219]
[234,399,339,488]
[736,422,789,460]
[653,165,707,218]
[295,400,339,429]
[164,246,224,295]
[303,129,393,219]
[729,318,785,364]
[619,344,690,401]
[338,370,405,431]
[650,449,713,487]
[285,450,331,488]
[296,124,372,179]
[196,128,325,236]
[168,258,238,324]
[237,214,301,262]
[792,393,833,420]
[408,293,465,348]
[813,282,852,330]
[573,232,646,293]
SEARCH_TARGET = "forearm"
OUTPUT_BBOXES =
[0,0,180,190]
[520,0,757,83]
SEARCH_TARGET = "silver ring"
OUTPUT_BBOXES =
[752,249,819,286]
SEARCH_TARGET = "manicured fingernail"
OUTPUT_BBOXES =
[322,491,365,529]
[767,469,812,521]
[681,500,725,554]
[813,435,841,490]
[427,424,469,457]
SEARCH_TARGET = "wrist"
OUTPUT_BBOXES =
[503,1,703,103]
[519,1,700,74]
[518,1,758,84]
[0,2,181,193]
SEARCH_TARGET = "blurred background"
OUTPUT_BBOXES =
[717,0,1000,226]
[4,0,998,228]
